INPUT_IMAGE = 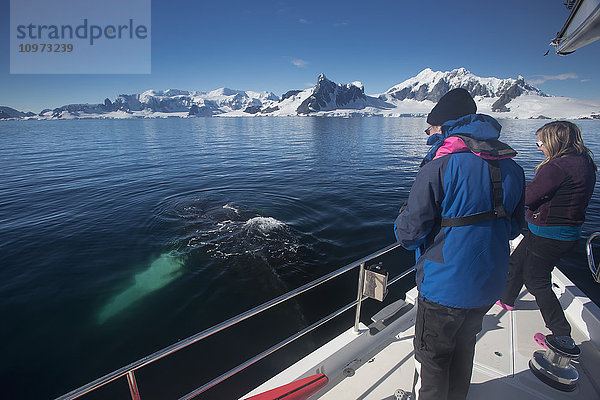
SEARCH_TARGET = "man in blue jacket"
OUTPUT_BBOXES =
[394,88,525,400]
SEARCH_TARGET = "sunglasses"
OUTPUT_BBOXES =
[536,141,544,148]
[425,127,433,135]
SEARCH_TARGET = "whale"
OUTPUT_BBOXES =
[97,252,185,324]
[96,202,317,324]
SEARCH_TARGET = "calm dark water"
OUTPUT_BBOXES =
[1,117,599,399]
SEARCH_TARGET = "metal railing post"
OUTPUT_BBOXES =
[586,232,600,283]
[354,262,366,333]
[126,371,141,400]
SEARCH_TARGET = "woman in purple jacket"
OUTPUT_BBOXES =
[497,121,596,348]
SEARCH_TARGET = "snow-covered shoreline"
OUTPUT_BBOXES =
[2,68,600,121]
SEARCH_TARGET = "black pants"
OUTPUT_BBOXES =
[500,231,575,336]
[412,297,492,400]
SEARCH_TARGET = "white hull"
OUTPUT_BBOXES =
[243,269,600,399]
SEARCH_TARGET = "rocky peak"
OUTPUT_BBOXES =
[0,106,28,119]
[297,74,367,114]
[314,73,338,96]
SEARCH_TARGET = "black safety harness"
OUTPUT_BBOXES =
[439,134,516,227]
[440,159,510,227]
[402,134,518,228]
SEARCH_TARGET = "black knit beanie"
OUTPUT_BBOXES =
[426,88,477,126]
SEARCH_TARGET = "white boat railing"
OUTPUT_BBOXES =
[56,242,410,400]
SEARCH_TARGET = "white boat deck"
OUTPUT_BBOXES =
[243,268,600,400]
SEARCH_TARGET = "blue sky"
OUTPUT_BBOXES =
[1,0,599,113]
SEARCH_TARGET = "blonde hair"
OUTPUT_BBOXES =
[536,121,597,171]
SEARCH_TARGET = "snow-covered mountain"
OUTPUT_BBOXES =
[382,68,543,99]
[296,73,367,113]
[36,88,280,119]
[380,67,547,113]
[254,69,599,119]
[3,68,600,120]
[0,106,35,119]
[241,74,390,117]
